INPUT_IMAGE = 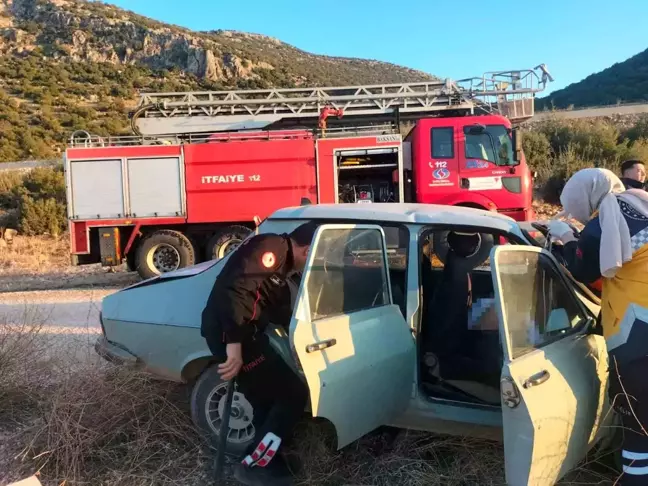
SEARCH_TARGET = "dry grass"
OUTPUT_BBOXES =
[0,235,71,274]
[0,257,621,486]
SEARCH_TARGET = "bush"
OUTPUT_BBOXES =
[0,171,25,209]
[18,196,67,236]
[10,167,67,236]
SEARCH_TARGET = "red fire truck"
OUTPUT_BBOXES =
[64,66,553,278]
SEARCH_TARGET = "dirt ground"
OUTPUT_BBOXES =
[0,235,140,293]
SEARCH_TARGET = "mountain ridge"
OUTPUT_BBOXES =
[0,0,436,162]
[538,47,648,109]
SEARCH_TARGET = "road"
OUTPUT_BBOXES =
[0,289,117,365]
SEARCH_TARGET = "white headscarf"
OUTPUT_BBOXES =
[559,168,648,278]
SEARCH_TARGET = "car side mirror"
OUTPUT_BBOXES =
[546,308,570,334]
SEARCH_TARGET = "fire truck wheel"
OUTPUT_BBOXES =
[135,230,196,279]
[206,225,252,261]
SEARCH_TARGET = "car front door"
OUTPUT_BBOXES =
[290,224,416,449]
[490,246,610,486]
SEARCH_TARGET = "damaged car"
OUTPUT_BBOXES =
[96,203,614,486]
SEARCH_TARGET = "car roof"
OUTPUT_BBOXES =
[269,203,520,232]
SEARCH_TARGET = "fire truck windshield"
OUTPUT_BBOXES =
[464,125,514,166]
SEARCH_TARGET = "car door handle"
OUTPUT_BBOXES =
[523,370,550,389]
[305,339,337,353]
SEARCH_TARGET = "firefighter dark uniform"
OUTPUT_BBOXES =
[561,199,648,485]
[201,224,317,486]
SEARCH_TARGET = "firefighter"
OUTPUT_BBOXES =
[201,221,319,486]
[547,168,648,485]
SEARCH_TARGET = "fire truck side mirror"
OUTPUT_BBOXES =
[512,127,523,164]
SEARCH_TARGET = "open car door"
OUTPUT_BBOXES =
[490,246,610,486]
[290,224,415,449]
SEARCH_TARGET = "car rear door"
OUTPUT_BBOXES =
[490,246,610,486]
[290,223,416,449]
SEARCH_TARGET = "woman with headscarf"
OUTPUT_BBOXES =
[547,167,648,485]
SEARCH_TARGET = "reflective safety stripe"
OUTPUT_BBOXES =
[240,432,282,468]
[623,450,648,461]
[623,465,648,475]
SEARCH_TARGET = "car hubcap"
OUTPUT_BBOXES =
[206,383,255,445]
[147,244,180,273]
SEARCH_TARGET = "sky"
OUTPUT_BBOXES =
[106,0,648,95]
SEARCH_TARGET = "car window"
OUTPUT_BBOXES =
[496,251,587,359]
[306,227,391,321]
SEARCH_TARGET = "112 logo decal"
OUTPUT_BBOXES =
[432,168,450,180]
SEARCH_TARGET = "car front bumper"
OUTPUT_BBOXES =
[94,336,139,366]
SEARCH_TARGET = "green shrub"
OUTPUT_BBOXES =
[0,171,25,209]
[17,196,67,236]
[624,115,648,143]
[10,166,67,236]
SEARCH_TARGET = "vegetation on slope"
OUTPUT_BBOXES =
[0,0,434,162]
[538,47,648,109]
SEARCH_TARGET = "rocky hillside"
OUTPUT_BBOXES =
[538,47,648,110]
[0,0,435,162]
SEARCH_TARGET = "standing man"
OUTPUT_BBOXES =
[620,159,646,190]
[201,221,319,486]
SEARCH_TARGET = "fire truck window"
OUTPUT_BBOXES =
[431,128,454,159]
[463,125,514,166]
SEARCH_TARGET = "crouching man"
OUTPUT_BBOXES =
[201,222,318,486]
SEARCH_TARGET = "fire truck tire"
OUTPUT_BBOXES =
[135,230,196,279]
[206,225,252,261]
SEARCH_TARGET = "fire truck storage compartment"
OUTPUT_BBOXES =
[67,156,184,219]
[337,147,400,203]
[127,157,183,217]
[68,158,125,219]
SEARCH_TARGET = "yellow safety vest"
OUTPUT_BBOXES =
[601,244,648,338]
[580,209,648,337]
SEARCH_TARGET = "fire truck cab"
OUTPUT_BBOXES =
[409,115,532,221]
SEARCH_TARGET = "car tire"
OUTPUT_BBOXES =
[206,225,252,261]
[190,365,258,456]
[135,229,196,280]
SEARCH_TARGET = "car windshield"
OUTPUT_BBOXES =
[464,124,514,166]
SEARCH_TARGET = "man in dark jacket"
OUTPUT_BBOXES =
[201,221,319,486]
[620,159,646,190]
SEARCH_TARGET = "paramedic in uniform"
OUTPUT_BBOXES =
[201,221,319,486]
[547,168,648,485]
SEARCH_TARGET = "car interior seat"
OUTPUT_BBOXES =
[422,231,501,403]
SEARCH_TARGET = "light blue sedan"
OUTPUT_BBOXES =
[97,203,615,486]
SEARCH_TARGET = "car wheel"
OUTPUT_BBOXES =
[135,229,196,280]
[190,365,257,455]
[205,225,252,261]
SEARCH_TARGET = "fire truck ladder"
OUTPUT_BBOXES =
[131,65,552,136]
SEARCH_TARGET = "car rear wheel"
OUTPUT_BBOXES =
[190,365,257,455]
[205,225,252,261]
[135,229,196,279]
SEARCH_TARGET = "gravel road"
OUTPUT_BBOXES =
[0,287,121,365]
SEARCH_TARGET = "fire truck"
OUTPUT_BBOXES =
[64,65,553,279]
